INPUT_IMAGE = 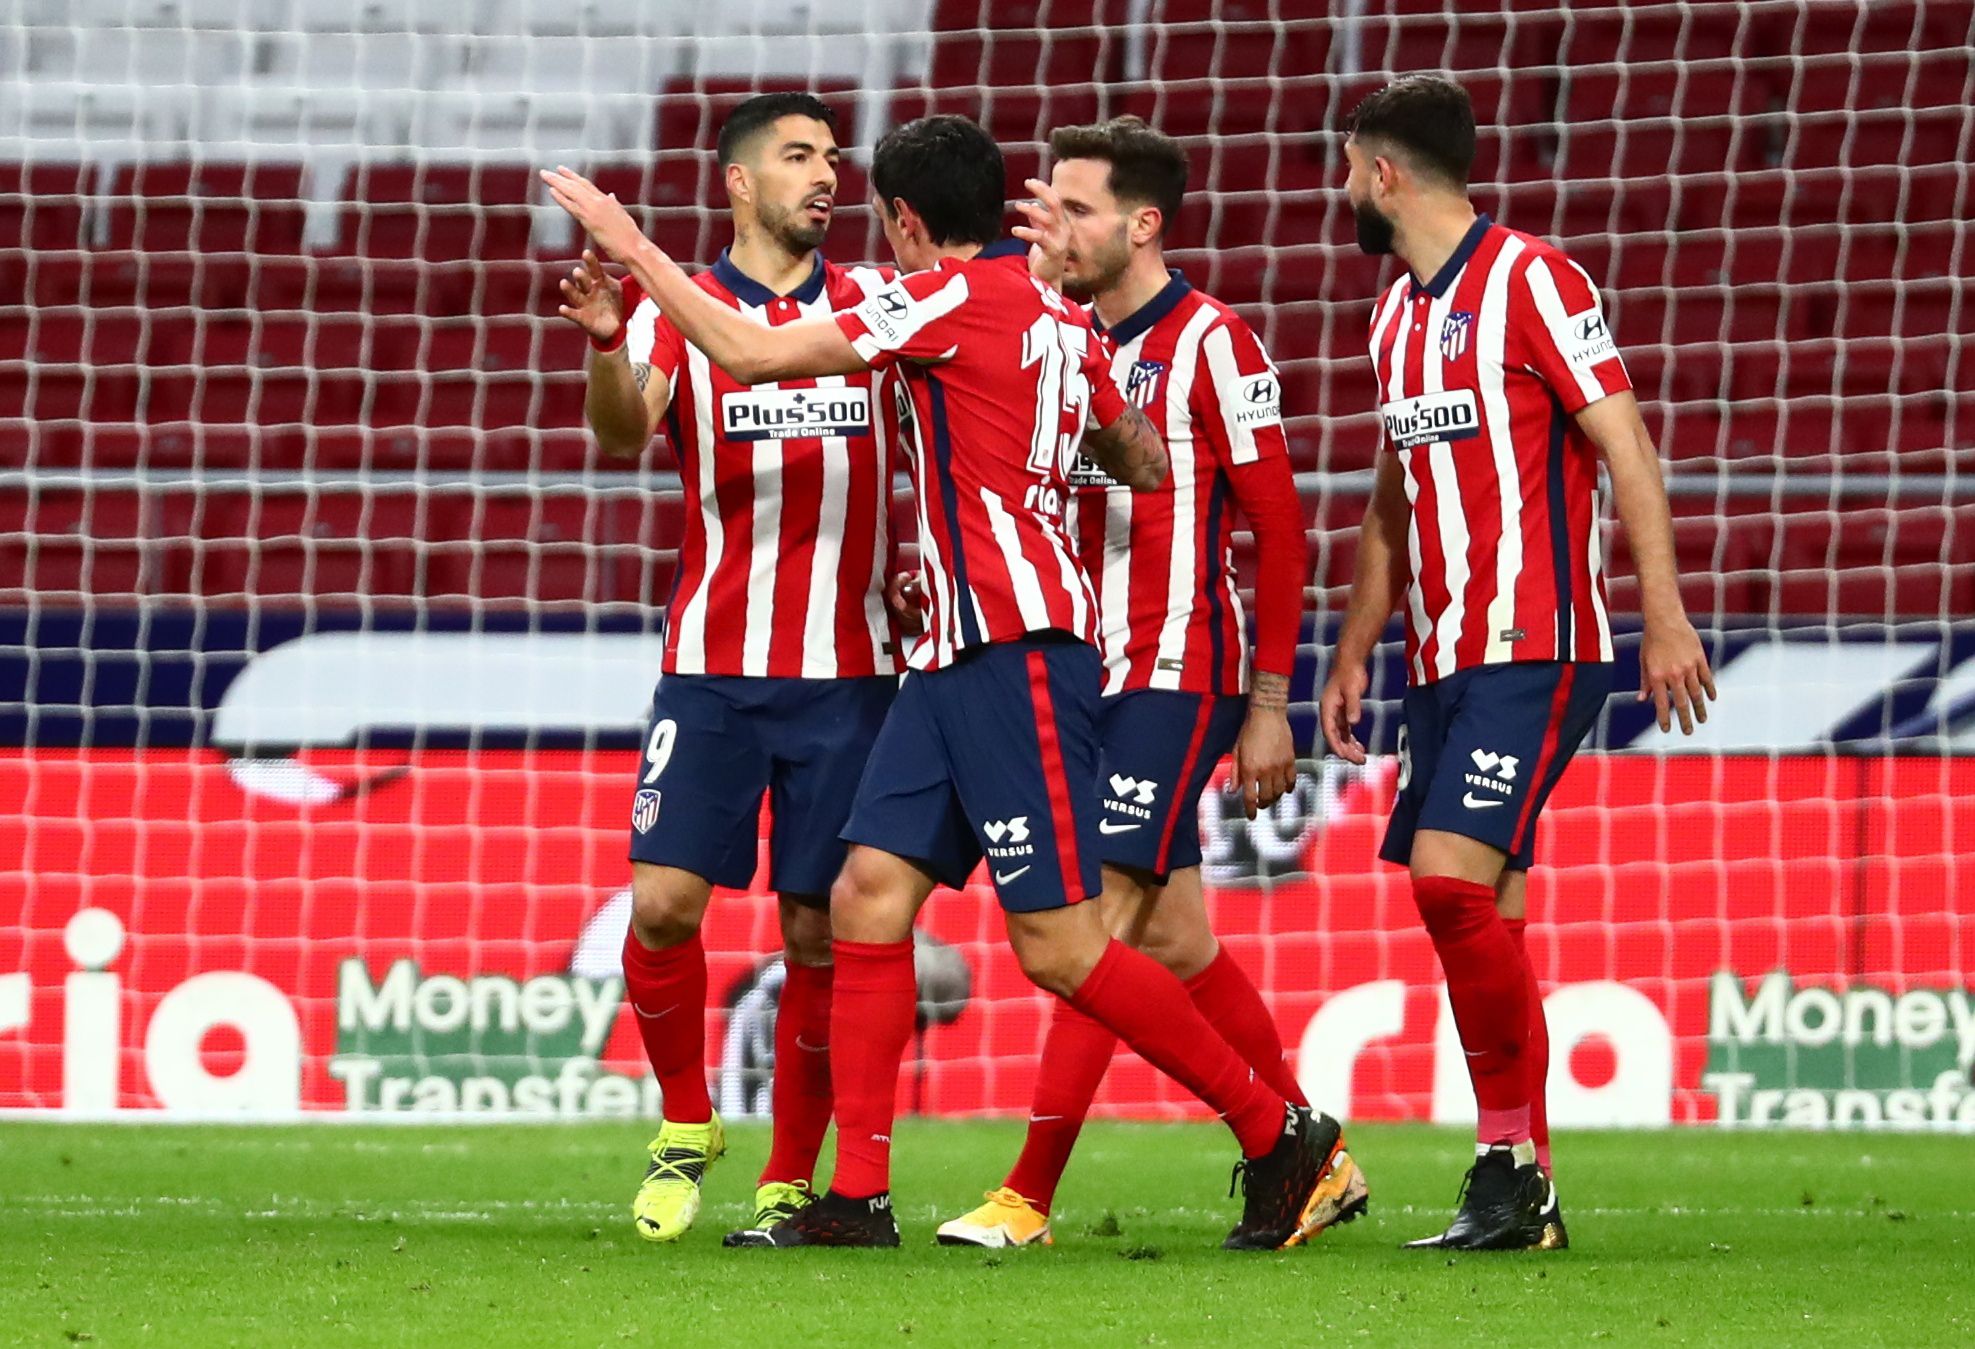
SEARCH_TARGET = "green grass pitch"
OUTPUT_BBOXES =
[4,1120,1971,1346]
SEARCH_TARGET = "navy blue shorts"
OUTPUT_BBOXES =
[1380,661,1612,872]
[842,634,1104,913]
[628,673,896,899]
[1097,689,1247,882]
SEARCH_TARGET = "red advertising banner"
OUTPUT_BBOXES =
[2,750,1971,1129]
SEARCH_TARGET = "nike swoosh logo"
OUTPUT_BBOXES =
[794,1036,828,1053]
[1029,1114,1064,1123]
[633,1004,677,1020]
[1098,820,1141,834]
[1462,792,1506,809]
[993,866,1032,885]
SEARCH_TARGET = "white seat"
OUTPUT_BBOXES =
[255,30,457,92]
[456,34,667,95]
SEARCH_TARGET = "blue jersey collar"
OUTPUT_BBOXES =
[1408,213,1494,300]
[1091,269,1193,347]
[974,237,1030,262]
[711,248,827,308]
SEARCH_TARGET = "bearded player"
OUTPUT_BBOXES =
[936,116,1367,1249]
[558,93,901,1245]
[1319,76,1716,1250]
[547,113,1350,1252]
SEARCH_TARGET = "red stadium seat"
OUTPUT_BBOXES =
[101,161,308,257]
[0,163,97,252]
[337,163,537,261]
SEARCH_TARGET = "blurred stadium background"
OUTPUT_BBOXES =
[0,1,1970,1131]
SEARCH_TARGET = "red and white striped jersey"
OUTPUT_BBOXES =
[1368,214,1631,685]
[1070,274,1294,696]
[621,251,903,679]
[834,240,1129,671]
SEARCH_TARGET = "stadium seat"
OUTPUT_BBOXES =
[337,162,537,261]
[101,161,308,257]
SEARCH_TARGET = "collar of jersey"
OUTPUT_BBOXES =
[1091,268,1193,347]
[938,238,1030,270]
[711,248,827,308]
[1408,213,1494,300]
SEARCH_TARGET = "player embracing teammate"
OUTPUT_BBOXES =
[556,93,901,1246]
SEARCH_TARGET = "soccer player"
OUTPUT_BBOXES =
[556,93,901,1245]
[935,116,1366,1249]
[1318,77,1716,1250]
[545,114,1348,1252]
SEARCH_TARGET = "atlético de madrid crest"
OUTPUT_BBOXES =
[632,789,661,834]
[1441,311,1474,362]
[1125,359,1167,408]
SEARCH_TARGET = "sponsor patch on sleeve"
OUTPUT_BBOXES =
[1561,310,1618,366]
[1232,372,1283,428]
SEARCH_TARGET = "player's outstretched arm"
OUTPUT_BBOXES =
[541,166,868,384]
[1081,406,1169,491]
[1320,451,1410,763]
[1576,390,1717,735]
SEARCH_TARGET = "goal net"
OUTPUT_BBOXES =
[1,0,1970,1131]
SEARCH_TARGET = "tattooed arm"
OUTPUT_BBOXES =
[585,346,671,459]
[1080,405,1169,492]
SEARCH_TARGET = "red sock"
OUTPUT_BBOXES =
[827,939,917,1199]
[1003,1002,1115,1213]
[1068,940,1285,1158]
[1185,948,1308,1108]
[761,960,834,1187]
[1504,918,1552,1173]
[620,927,711,1124]
[1412,875,1529,1147]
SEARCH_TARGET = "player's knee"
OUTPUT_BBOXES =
[1012,941,1085,999]
[629,874,705,949]
[1138,923,1217,982]
[1007,908,1107,998]
[779,898,832,967]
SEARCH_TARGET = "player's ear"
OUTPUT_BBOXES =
[725,160,752,207]
[1131,204,1164,247]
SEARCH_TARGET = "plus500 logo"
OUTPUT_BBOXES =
[1381,389,1481,451]
[722,388,872,441]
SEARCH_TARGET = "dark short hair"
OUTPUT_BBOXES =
[1048,115,1189,236]
[870,115,1004,247]
[716,92,839,167]
[1346,75,1476,187]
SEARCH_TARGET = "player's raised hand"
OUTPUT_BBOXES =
[1639,614,1717,735]
[885,571,928,638]
[557,249,626,345]
[1319,660,1370,765]
[1232,706,1297,821]
[540,166,660,271]
[1015,177,1070,288]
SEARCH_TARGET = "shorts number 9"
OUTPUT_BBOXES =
[643,719,677,784]
[1395,724,1411,792]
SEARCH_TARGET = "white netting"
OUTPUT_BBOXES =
[0,0,1970,1128]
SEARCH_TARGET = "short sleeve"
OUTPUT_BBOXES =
[618,277,684,380]
[1198,316,1288,465]
[835,269,973,368]
[1512,253,1632,413]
